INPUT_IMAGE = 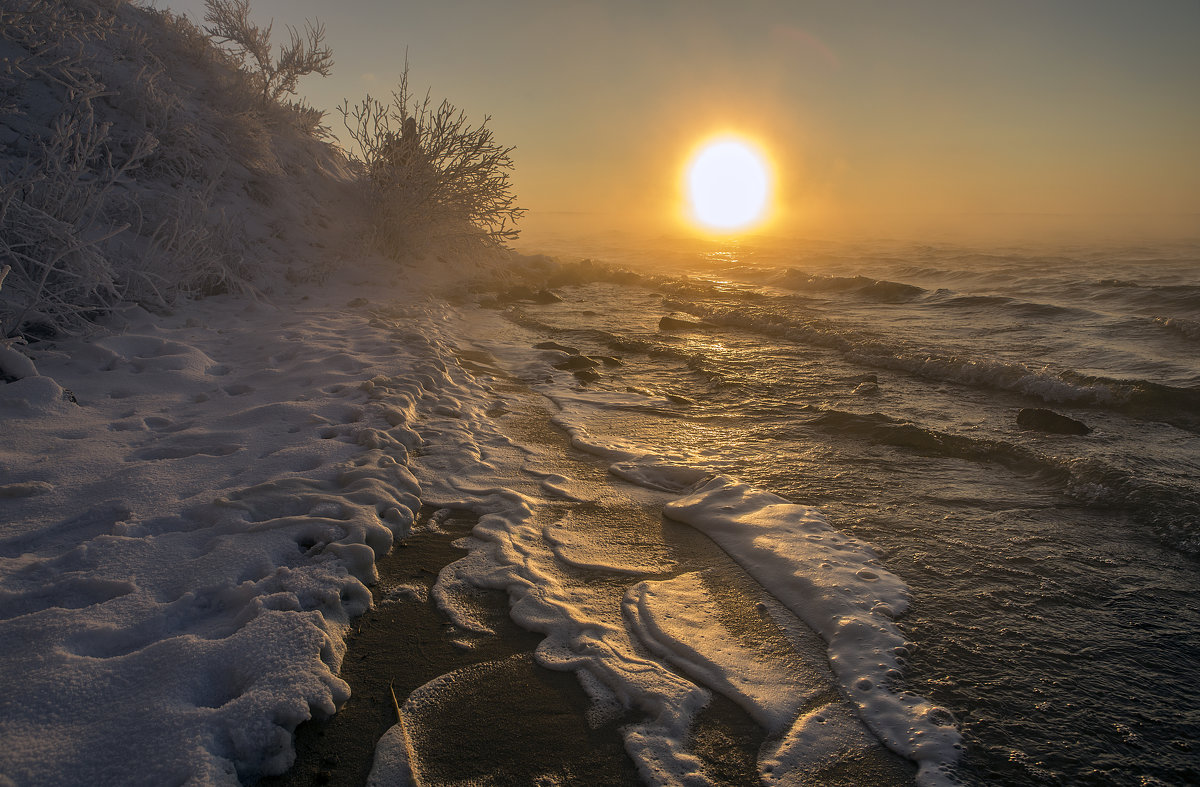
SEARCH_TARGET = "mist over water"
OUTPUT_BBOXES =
[497,225,1200,785]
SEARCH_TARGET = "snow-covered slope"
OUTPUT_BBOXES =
[0,286,431,783]
[1,0,357,343]
[0,1,481,783]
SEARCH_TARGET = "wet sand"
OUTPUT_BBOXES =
[265,507,642,786]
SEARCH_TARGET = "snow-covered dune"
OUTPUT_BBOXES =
[0,1,480,781]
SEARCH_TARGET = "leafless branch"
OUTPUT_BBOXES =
[338,60,525,255]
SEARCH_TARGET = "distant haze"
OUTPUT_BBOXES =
[164,0,1200,241]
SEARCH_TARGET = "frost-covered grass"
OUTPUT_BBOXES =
[0,0,354,342]
[1,0,523,346]
[0,1,530,782]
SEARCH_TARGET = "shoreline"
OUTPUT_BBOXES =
[266,506,641,786]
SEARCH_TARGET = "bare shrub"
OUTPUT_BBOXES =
[202,0,333,105]
[339,62,525,254]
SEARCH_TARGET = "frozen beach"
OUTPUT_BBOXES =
[7,230,1200,786]
[4,1,1199,784]
[0,251,956,785]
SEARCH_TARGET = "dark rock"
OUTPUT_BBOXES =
[573,369,600,383]
[532,288,563,304]
[658,314,712,331]
[534,341,580,355]
[498,285,537,303]
[1016,408,1092,435]
[594,355,623,367]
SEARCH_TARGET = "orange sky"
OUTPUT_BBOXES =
[168,0,1200,239]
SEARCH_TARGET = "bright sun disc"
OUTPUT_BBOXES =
[686,137,771,231]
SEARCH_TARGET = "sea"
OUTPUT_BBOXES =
[437,226,1200,786]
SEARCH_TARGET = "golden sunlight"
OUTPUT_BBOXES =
[685,136,772,232]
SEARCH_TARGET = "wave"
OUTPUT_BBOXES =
[804,409,1200,555]
[1090,280,1200,313]
[926,291,1015,309]
[1155,316,1200,342]
[656,299,1200,432]
[775,269,926,302]
[923,289,1093,320]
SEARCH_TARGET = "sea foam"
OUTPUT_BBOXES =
[543,387,963,784]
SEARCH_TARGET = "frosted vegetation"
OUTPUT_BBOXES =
[340,66,525,254]
[0,0,521,345]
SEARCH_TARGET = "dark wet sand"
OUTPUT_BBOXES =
[264,507,643,786]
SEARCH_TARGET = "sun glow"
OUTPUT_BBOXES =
[685,136,772,232]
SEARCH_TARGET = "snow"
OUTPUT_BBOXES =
[2,2,961,784]
[0,3,460,780]
[0,268,444,783]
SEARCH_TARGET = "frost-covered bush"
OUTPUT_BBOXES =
[201,0,333,106]
[1,0,154,337]
[340,64,525,254]
[1,0,343,340]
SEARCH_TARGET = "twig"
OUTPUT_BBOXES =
[388,680,402,722]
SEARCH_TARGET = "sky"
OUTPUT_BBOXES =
[162,0,1200,239]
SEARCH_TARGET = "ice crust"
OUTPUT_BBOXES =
[550,399,962,783]
[366,315,721,785]
[663,477,963,785]
[625,572,817,733]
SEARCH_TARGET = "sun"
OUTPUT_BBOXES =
[685,136,772,232]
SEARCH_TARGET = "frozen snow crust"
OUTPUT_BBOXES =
[0,290,446,783]
[662,478,963,785]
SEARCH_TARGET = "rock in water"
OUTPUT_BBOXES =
[658,314,712,331]
[1016,408,1092,435]
[499,286,563,304]
[573,369,600,383]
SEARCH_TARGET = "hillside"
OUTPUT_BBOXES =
[0,1,514,783]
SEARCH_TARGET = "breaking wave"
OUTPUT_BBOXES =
[658,299,1200,431]
[804,409,1200,555]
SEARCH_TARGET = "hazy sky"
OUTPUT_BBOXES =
[164,0,1200,237]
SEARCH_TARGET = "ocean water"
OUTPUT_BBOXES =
[445,232,1200,785]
